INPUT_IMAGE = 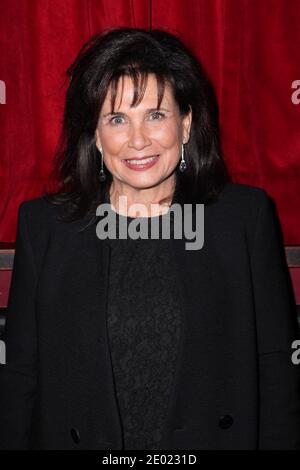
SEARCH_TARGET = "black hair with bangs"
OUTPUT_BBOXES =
[43,27,231,222]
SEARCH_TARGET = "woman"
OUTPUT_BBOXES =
[0,27,299,450]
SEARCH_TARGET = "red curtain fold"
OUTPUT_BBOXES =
[0,0,299,243]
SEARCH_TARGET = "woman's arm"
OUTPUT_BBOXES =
[250,191,300,449]
[0,202,38,449]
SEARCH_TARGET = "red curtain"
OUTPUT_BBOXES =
[0,0,299,244]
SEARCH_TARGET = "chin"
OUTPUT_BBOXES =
[123,176,163,189]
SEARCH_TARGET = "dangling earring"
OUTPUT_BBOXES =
[99,147,106,182]
[179,143,187,172]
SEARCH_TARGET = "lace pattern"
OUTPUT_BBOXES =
[105,212,182,450]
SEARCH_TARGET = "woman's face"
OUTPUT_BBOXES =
[95,73,192,198]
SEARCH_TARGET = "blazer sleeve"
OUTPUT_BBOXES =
[250,190,300,449]
[0,202,38,449]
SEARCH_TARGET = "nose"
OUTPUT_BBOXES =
[127,122,151,150]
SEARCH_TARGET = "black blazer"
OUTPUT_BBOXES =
[0,182,299,450]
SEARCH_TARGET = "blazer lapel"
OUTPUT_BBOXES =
[158,213,224,443]
[79,214,124,444]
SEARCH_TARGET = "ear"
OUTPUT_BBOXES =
[95,128,102,152]
[182,105,192,144]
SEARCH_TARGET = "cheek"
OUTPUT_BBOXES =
[150,122,181,148]
[99,128,127,154]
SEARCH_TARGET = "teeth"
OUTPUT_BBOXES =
[126,156,157,164]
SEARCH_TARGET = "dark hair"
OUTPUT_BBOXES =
[43,27,231,222]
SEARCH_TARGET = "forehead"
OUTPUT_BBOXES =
[102,73,174,112]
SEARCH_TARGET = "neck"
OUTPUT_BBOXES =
[108,177,176,218]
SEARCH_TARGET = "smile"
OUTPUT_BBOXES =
[123,155,160,171]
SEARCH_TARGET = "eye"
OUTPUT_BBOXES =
[110,115,125,125]
[150,111,165,120]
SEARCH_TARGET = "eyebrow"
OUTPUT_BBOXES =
[102,107,170,118]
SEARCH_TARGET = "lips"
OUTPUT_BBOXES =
[122,155,160,170]
[124,155,159,161]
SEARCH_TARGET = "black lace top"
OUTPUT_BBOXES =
[104,207,182,450]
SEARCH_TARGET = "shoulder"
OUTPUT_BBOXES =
[15,196,88,274]
[204,182,275,252]
[17,195,93,243]
[15,197,58,262]
[18,196,59,218]
[211,181,271,224]
[218,181,269,207]
[17,195,86,229]
[16,196,63,237]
